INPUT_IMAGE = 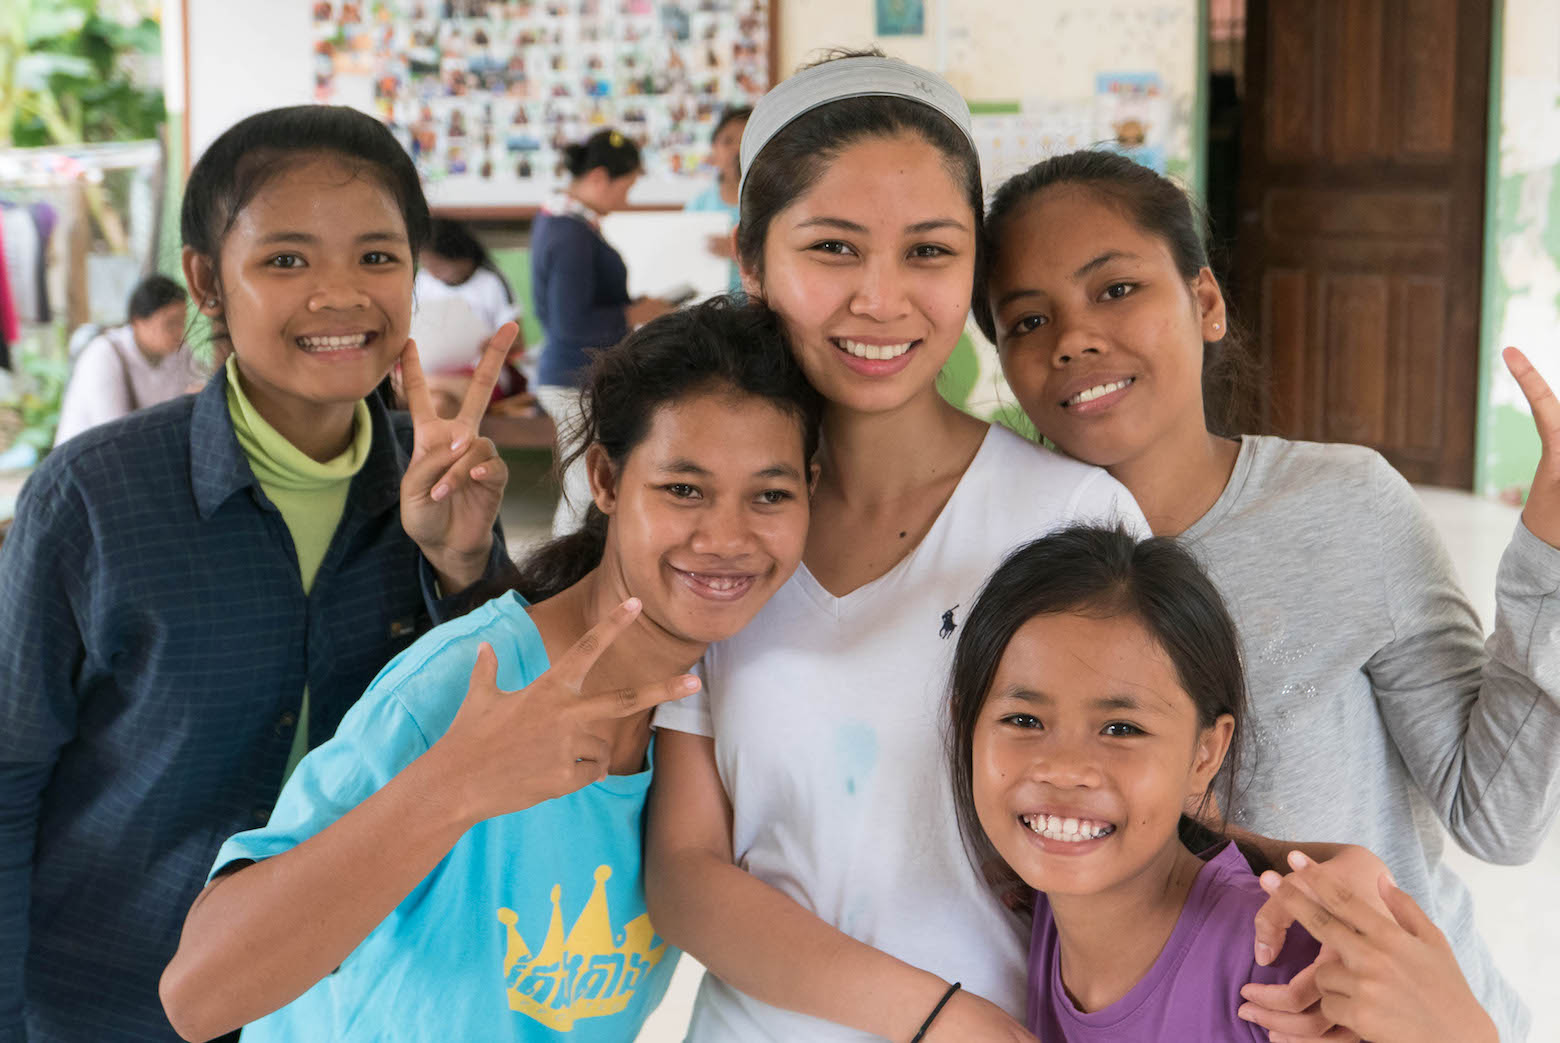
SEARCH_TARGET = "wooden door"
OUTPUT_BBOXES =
[1236,0,1491,487]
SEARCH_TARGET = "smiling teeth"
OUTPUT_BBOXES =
[838,338,913,361]
[1022,814,1115,842]
[298,333,369,351]
[690,574,748,591]
[1068,378,1134,405]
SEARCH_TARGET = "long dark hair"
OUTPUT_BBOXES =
[503,295,822,603]
[946,524,1249,912]
[736,50,985,309]
[976,150,1257,436]
[181,105,431,350]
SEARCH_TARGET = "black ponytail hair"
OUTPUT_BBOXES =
[560,127,642,181]
[945,524,1251,913]
[499,295,821,605]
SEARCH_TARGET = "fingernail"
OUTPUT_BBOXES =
[1289,850,1311,869]
[1254,942,1274,965]
[680,677,701,693]
[432,483,449,501]
[471,465,486,479]
[451,437,467,452]
[1236,1004,1254,1021]
[623,597,641,611]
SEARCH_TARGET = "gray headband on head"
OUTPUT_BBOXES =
[738,56,976,200]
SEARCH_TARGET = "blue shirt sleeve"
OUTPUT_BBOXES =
[211,595,546,878]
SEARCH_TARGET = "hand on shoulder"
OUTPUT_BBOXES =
[1241,849,1496,1043]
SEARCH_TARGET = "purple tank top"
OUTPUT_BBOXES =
[1027,843,1319,1042]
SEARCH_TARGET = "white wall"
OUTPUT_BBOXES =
[185,0,315,161]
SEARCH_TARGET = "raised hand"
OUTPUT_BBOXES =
[1243,853,1497,1043]
[1504,347,1560,548]
[399,322,518,592]
[429,598,701,823]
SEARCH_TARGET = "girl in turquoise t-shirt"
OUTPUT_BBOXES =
[160,297,822,1043]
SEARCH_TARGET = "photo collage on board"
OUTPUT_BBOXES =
[311,0,770,199]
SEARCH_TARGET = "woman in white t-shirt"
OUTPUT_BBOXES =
[55,274,203,446]
[643,52,1405,1043]
[412,218,527,418]
[643,54,1144,1042]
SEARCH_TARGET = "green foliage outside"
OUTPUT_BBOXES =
[2,0,164,147]
[0,0,165,460]
[4,350,71,452]
[1,0,165,255]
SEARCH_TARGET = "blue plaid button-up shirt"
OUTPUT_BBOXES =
[0,369,505,1042]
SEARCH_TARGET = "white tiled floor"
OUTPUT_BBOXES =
[500,465,1556,1043]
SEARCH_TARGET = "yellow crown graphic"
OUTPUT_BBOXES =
[497,865,667,1031]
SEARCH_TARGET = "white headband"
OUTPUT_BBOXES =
[738,56,976,200]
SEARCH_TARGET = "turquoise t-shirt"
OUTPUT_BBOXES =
[684,182,741,292]
[211,592,679,1041]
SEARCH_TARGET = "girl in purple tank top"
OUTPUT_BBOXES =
[946,525,1318,1042]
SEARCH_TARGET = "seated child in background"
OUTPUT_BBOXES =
[412,218,528,417]
[55,274,204,445]
[947,525,1317,1042]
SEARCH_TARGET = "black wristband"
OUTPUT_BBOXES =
[910,980,961,1043]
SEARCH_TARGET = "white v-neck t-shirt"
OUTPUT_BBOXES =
[655,425,1147,1041]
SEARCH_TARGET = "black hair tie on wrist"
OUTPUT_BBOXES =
[910,981,961,1043]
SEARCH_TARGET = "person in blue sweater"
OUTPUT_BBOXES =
[531,128,675,537]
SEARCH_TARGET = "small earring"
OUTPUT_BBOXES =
[205,298,218,307]
[1212,322,1222,330]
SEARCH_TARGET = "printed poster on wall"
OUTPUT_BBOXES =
[309,0,771,207]
[1093,72,1171,173]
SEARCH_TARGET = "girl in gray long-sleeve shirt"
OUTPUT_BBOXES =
[978,150,1560,1043]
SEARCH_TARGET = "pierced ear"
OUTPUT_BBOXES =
[1194,267,1227,342]
[183,247,222,315]
[584,444,618,515]
[807,459,821,497]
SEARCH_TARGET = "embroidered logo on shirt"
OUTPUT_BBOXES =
[940,604,960,639]
[497,865,667,1030]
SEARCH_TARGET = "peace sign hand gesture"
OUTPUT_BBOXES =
[1504,346,1560,549]
[430,598,702,823]
[399,322,518,593]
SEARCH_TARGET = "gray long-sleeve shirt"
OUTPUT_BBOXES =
[1182,436,1559,1042]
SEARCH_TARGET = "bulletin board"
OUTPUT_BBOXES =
[309,0,776,215]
